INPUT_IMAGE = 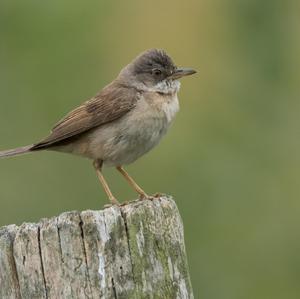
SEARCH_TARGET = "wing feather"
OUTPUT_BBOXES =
[32,82,138,149]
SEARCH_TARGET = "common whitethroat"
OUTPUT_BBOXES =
[0,49,196,204]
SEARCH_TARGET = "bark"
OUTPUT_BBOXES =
[0,196,193,299]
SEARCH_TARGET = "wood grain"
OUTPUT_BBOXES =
[0,196,194,299]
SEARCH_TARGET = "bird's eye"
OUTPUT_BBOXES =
[152,68,162,76]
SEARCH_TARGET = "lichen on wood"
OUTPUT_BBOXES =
[0,196,194,299]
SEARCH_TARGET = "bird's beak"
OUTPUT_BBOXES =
[168,67,197,80]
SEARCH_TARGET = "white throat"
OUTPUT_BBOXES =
[134,80,181,94]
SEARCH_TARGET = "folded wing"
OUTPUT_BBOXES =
[32,82,138,149]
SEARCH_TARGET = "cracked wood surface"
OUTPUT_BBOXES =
[0,196,194,299]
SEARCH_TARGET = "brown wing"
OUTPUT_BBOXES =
[32,82,138,149]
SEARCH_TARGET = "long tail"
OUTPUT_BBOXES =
[0,145,34,158]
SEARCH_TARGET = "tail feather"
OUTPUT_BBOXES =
[0,145,34,158]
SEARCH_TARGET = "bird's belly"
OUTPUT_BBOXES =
[102,114,169,166]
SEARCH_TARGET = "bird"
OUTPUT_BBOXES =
[0,49,196,204]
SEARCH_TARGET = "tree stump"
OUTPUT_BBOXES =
[0,196,194,299]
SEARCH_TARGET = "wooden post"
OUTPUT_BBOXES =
[0,196,194,299]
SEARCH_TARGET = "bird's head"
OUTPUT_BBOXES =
[119,49,196,94]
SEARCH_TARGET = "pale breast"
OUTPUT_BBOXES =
[161,94,180,123]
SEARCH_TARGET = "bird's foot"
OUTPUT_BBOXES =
[152,192,164,198]
[103,196,120,209]
[120,200,130,206]
[138,193,150,201]
[138,192,163,201]
[103,203,114,209]
[103,202,120,209]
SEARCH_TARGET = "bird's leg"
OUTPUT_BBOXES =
[116,166,149,199]
[93,159,119,205]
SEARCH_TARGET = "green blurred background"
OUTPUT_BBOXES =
[0,0,299,298]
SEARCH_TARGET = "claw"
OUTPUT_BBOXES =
[103,200,120,209]
[103,203,113,209]
[139,193,149,201]
[153,192,163,198]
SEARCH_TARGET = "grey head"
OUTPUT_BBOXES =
[118,49,196,93]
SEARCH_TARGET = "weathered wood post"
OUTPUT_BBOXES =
[0,196,194,299]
